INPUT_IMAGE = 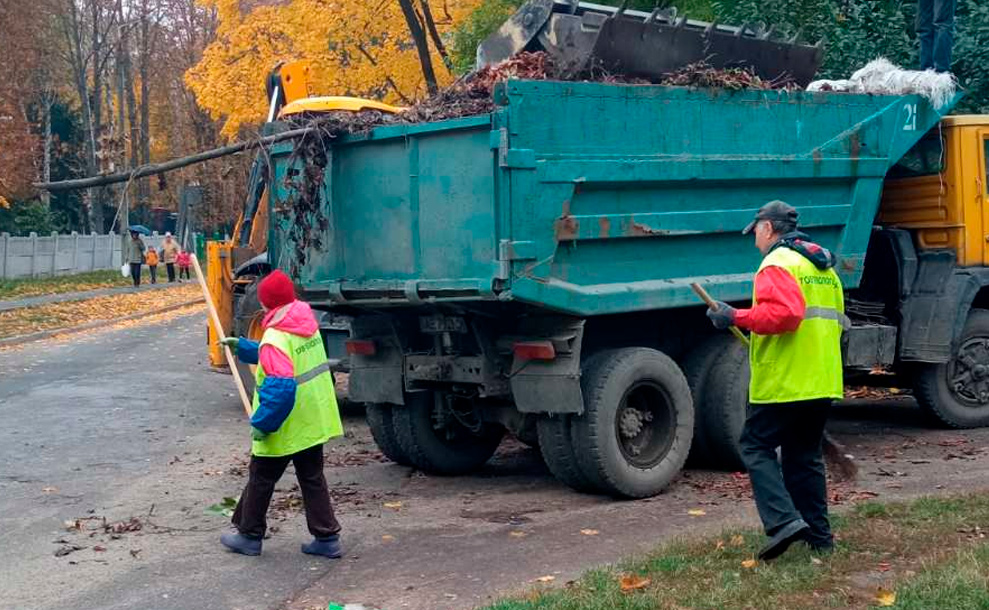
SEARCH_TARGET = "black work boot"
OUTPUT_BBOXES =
[758,519,809,561]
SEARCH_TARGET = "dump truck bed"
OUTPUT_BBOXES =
[268,80,955,316]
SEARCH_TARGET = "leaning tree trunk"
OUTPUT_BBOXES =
[397,0,438,95]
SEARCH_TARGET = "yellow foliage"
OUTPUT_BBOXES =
[0,194,9,209]
[186,0,484,139]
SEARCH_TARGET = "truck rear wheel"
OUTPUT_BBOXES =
[570,348,693,498]
[392,391,504,475]
[233,279,265,395]
[681,335,734,463]
[537,415,597,493]
[366,404,412,466]
[913,309,989,428]
[697,341,749,470]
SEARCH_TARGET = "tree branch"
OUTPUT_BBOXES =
[35,127,313,192]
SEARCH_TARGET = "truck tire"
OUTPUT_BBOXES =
[233,279,265,395]
[913,309,989,428]
[391,391,504,475]
[366,403,412,465]
[537,415,597,493]
[697,341,749,470]
[570,348,694,498]
[680,335,734,463]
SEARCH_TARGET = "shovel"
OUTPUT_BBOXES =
[689,282,857,482]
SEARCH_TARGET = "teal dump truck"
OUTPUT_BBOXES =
[261,4,989,498]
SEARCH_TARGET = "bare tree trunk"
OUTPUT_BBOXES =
[90,0,106,232]
[418,0,453,72]
[397,0,438,95]
[42,95,53,210]
[64,0,96,233]
[137,0,151,207]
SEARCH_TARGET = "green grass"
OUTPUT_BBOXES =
[484,494,989,610]
[0,270,130,301]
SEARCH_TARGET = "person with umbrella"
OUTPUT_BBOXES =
[127,226,148,287]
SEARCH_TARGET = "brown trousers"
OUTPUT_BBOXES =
[231,443,341,539]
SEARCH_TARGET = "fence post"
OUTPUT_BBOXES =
[72,231,79,273]
[51,231,59,276]
[91,232,97,271]
[29,232,38,278]
[0,232,7,279]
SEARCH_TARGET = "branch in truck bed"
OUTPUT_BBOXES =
[33,127,313,193]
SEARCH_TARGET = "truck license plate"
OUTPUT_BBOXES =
[419,315,467,334]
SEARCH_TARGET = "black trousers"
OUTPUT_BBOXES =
[129,263,141,287]
[917,0,955,72]
[231,443,341,540]
[739,400,832,547]
[166,263,176,282]
[149,265,157,284]
[179,266,190,279]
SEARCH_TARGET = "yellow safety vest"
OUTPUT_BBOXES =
[252,327,343,457]
[749,246,846,404]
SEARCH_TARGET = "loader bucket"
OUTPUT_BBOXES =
[477,0,824,87]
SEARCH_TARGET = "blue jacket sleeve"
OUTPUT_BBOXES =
[250,376,297,433]
[236,338,260,365]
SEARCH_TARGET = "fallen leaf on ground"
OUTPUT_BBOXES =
[580,529,599,536]
[509,531,527,538]
[129,549,141,558]
[877,561,891,572]
[535,575,555,583]
[687,509,707,517]
[54,544,85,557]
[619,574,651,592]
[42,486,58,493]
[381,535,395,542]
[93,545,106,552]
[383,501,403,510]
[741,559,758,569]
[714,539,725,551]
[811,557,823,566]
[875,587,896,607]
[730,535,745,547]
[204,497,238,518]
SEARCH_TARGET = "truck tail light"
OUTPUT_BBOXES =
[513,340,556,362]
[345,339,377,356]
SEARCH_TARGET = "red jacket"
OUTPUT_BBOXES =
[734,238,836,335]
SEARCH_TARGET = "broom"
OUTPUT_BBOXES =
[689,282,858,482]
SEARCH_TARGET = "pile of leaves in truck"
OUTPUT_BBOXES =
[278,52,799,272]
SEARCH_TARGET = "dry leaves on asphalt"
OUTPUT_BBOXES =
[687,509,707,517]
[619,574,651,593]
[580,529,599,536]
[383,501,403,510]
[0,284,200,340]
[535,575,556,583]
[509,531,528,538]
[875,587,897,606]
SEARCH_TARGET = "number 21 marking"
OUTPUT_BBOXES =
[903,103,917,131]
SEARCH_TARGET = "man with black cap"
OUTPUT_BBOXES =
[705,200,846,560]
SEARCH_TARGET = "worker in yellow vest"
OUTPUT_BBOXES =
[706,200,846,561]
[218,270,344,557]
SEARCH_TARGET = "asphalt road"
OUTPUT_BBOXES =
[4,311,989,610]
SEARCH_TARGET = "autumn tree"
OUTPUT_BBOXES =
[186,0,484,139]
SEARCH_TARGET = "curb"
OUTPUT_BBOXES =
[0,298,205,348]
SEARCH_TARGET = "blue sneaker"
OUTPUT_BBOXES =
[301,535,342,558]
[220,531,262,556]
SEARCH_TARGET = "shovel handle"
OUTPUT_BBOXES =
[689,282,749,346]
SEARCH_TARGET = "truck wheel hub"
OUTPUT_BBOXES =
[950,337,989,405]
[614,381,674,468]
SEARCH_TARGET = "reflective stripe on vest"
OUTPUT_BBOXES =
[252,327,343,457]
[748,246,845,404]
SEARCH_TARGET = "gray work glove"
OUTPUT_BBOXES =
[706,301,737,330]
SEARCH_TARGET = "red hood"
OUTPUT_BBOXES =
[261,300,318,337]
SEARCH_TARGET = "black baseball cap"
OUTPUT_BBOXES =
[742,200,799,234]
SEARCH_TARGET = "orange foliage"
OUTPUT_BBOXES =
[185,0,484,139]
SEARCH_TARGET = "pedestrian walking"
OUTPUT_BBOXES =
[161,232,181,283]
[145,247,159,285]
[127,231,146,287]
[705,200,846,560]
[917,0,956,73]
[218,270,344,558]
[176,250,191,281]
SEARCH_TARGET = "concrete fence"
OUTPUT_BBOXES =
[0,232,170,280]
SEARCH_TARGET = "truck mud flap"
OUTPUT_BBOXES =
[510,317,585,414]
